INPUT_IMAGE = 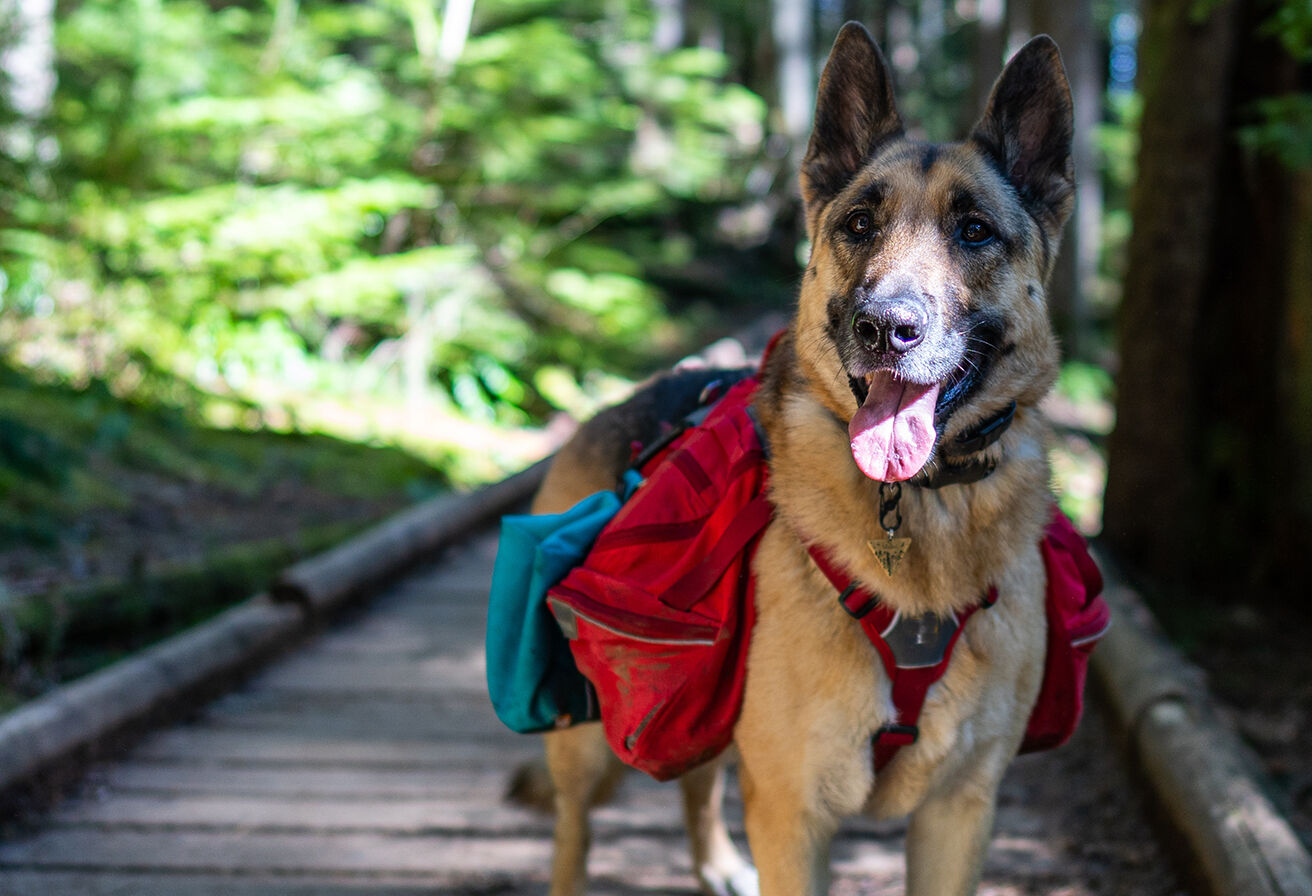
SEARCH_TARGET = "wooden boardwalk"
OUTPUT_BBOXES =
[0,528,1186,895]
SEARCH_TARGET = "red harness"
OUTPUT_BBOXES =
[808,543,998,770]
[546,365,1107,780]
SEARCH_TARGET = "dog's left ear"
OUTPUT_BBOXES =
[801,23,903,217]
[970,35,1075,235]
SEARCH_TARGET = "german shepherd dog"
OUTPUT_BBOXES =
[526,22,1075,896]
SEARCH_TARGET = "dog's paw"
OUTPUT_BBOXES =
[696,862,759,896]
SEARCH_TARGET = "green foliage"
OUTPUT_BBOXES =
[1241,94,1312,170]
[1,0,768,475]
[1088,89,1141,324]
[0,415,71,487]
[0,365,446,546]
[1056,361,1115,410]
[1239,0,1312,172]
[1262,0,1312,61]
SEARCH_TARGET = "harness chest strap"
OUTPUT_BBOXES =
[806,544,998,771]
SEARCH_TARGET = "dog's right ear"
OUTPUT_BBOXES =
[800,23,903,216]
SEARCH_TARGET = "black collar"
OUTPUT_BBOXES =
[916,400,1017,489]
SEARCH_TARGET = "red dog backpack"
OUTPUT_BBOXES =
[504,367,1108,780]
[546,377,771,780]
[1023,507,1109,752]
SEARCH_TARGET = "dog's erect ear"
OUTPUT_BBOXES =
[970,35,1075,233]
[800,22,903,213]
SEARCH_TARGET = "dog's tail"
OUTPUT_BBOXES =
[504,758,627,813]
[505,759,556,812]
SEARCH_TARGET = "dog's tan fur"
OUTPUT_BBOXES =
[527,23,1075,896]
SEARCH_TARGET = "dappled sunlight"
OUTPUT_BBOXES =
[1044,362,1115,535]
[2,0,774,493]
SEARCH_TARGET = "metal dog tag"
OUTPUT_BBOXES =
[867,534,911,576]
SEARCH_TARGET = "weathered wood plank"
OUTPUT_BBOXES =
[0,824,1058,892]
[245,656,487,696]
[193,694,506,739]
[0,872,467,896]
[0,869,762,896]
[0,827,754,882]
[41,791,681,835]
[129,728,511,766]
[1092,571,1312,896]
[0,828,559,875]
[90,762,520,798]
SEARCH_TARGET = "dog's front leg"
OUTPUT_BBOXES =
[738,760,837,896]
[903,762,1006,896]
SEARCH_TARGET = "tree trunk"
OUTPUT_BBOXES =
[969,0,1007,125]
[1102,0,1241,580]
[0,0,56,180]
[1104,0,1312,598]
[1197,0,1312,593]
[652,0,685,53]
[1284,171,1312,534]
[771,0,815,176]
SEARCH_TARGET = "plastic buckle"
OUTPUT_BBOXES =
[955,400,1017,454]
[838,582,880,619]
[875,724,919,746]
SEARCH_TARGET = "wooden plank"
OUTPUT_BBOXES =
[0,869,753,896]
[194,694,507,740]
[0,870,587,896]
[0,828,557,875]
[42,791,688,835]
[91,762,519,798]
[129,728,505,766]
[0,828,758,882]
[246,655,488,696]
[1137,700,1312,896]
[0,872,495,896]
[0,467,529,808]
[0,835,1060,896]
[0,827,915,890]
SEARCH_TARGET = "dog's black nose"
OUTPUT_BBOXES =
[852,301,926,354]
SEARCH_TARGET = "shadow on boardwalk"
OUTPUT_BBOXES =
[0,530,1186,895]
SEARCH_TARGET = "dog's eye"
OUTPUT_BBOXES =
[960,219,995,247]
[846,211,875,237]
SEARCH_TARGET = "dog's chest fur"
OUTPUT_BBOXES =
[738,341,1051,817]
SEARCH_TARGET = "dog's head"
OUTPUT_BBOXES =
[793,23,1073,483]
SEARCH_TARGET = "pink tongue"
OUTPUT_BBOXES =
[848,372,941,481]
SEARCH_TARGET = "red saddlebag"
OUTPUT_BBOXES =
[1020,507,1110,753]
[546,377,771,781]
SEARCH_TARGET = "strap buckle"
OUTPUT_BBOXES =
[955,400,1017,454]
[875,723,919,746]
[837,582,880,619]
